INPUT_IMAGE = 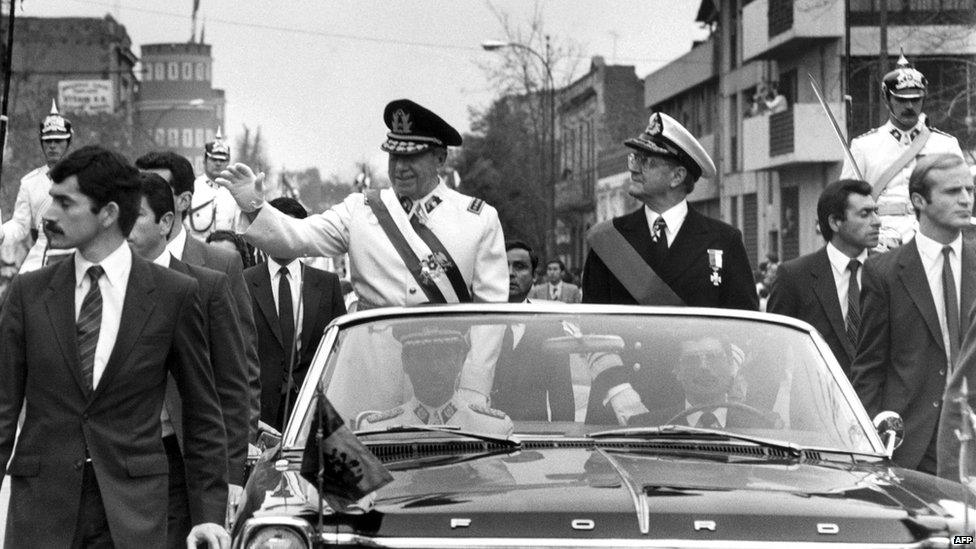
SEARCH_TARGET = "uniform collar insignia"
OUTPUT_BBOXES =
[414,403,430,424]
[440,401,457,422]
[424,195,442,213]
[392,109,413,134]
[399,196,414,214]
[889,128,902,142]
[909,128,921,141]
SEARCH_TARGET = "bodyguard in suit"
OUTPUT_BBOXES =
[128,172,249,547]
[490,240,574,421]
[852,153,976,475]
[0,146,229,548]
[136,151,261,447]
[529,258,581,303]
[581,112,757,310]
[768,180,881,376]
[245,197,346,430]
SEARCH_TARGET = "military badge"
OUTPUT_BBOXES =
[646,113,663,137]
[467,198,485,214]
[419,252,453,285]
[425,195,443,213]
[895,68,925,91]
[707,248,723,287]
[391,109,413,134]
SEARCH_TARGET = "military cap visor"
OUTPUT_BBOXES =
[381,99,462,156]
[205,141,231,161]
[883,66,926,99]
[624,112,716,181]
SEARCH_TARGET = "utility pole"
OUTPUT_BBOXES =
[878,0,888,128]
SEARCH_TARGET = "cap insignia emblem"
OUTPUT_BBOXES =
[392,109,413,133]
[895,69,924,90]
[646,113,663,137]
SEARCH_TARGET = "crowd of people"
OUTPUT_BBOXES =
[0,54,973,548]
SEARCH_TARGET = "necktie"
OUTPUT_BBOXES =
[696,410,720,429]
[942,246,960,368]
[652,216,668,264]
[551,285,559,300]
[278,266,296,372]
[846,259,861,348]
[77,265,105,393]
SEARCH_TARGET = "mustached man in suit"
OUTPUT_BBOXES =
[852,153,976,475]
[768,180,881,377]
[489,240,574,421]
[244,197,346,431]
[135,152,260,445]
[127,172,249,547]
[0,146,229,548]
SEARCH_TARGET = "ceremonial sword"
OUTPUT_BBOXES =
[808,73,863,181]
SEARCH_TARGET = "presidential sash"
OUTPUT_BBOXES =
[586,220,685,306]
[365,190,471,303]
[872,125,930,201]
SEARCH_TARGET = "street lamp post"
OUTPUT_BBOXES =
[482,36,557,260]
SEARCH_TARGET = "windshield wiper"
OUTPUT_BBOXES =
[356,424,522,448]
[588,424,803,459]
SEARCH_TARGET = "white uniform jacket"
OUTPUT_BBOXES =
[242,182,508,307]
[186,174,243,241]
[841,116,964,245]
[1,165,72,273]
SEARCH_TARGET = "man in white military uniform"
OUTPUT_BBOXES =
[0,100,75,271]
[359,327,514,437]
[841,55,964,251]
[217,99,508,406]
[186,128,242,242]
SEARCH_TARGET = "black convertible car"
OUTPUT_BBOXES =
[232,304,974,548]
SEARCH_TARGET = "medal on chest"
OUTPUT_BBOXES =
[707,249,723,287]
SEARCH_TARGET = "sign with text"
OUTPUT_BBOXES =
[58,80,114,114]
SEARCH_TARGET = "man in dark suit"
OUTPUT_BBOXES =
[128,172,250,547]
[0,146,229,548]
[491,240,574,421]
[768,179,881,376]
[136,152,260,443]
[582,112,757,310]
[245,197,346,430]
[852,153,976,475]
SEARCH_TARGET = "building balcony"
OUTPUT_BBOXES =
[741,103,844,171]
[742,0,844,62]
[555,169,596,213]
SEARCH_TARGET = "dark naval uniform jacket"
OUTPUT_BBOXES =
[581,206,758,310]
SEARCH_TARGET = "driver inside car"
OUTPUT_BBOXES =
[359,326,514,436]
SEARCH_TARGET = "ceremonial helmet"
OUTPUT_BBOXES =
[204,127,231,161]
[40,99,73,141]
[881,53,927,99]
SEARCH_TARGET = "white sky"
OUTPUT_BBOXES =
[30,0,708,180]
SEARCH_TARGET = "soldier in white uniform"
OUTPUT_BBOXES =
[841,54,964,251]
[186,128,242,242]
[359,327,514,437]
[216,99,508,407]
[0,100,75,271]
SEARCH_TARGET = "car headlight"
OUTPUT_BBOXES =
[244,526,308,549]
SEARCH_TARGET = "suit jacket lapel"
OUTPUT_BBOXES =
[898,239,945,353]
[180,234,205,265]
[665,208,709,278]
[810,248,854,360]
[300,268,323,356]
[961,234,976,333]
[613,208,655,268]
[92,257,156,401]
[251,265,283,346]
[44,257,88,397]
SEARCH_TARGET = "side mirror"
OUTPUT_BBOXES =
[873,411,904,457]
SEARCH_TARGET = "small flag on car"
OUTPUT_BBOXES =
[300,390,393,511]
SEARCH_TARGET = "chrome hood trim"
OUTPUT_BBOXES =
[594,447,649,534]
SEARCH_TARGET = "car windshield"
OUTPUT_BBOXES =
[294,312,876,454]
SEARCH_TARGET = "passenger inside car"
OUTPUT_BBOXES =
[490,319,575,422]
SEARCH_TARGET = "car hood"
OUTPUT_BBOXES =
[238,444,972,544]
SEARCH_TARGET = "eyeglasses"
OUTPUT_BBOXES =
[627,152,650,171]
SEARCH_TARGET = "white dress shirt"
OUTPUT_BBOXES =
[269,258,305,351]
[684,401,728,428]
[74,242,132,389]
[825,242,868,320]
[165,225,189,262]
[915,231,962,368]
[548,281,562,300]
[644,200,689,247]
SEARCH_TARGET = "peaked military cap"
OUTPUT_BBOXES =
[381,99,462,156]
[205,127,231,161]
[624,112,716,181]
[40,99,72,141]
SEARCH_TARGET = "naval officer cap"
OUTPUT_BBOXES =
[624,112,716,182]
[381,99,463,156]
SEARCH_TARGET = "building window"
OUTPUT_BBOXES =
[167,128,179,147]
[168,62,179,80]
[195,128,205,148]
[196,62,206,81]
[154,128,166,146]
[155,63,165,81]
[143,63,152,81]
[182,62,193,80]
[182,128,194,148]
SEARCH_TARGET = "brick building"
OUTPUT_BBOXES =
[135,41,226,174]
[555,56,645,269]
